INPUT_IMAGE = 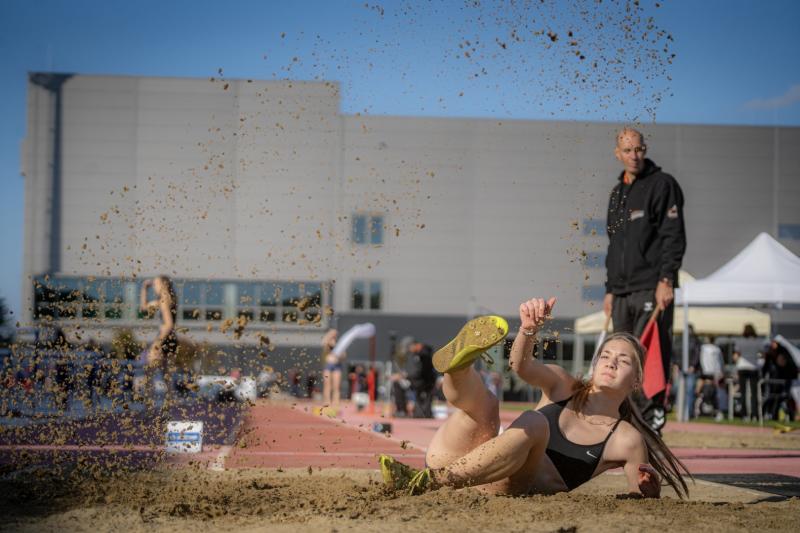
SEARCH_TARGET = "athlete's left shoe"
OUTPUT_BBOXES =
[432,315,509,374]
[379,454,433,495]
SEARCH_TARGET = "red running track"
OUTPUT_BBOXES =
[221,402,425,470]
[219,400,800,477]
[5,400,797,477]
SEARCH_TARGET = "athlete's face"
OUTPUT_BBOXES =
[615,132,647,176]
[593,339,641,392]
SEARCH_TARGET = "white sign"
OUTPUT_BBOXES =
[166,421,204,453]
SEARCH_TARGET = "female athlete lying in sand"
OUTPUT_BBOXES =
[381,297,690,498]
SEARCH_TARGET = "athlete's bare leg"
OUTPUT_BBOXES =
[322,369,332,405]
[432,410,549,494]
[426,365,501,468]
[331,369,342,407]
[425,365,549,495]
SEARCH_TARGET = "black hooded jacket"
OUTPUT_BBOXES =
[605,159,686,295]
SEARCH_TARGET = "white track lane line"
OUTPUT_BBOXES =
[209,445,232,471]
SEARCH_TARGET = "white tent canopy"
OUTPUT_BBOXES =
[676,232,800,308]
[574,306,770,337]
[574,270,771,336]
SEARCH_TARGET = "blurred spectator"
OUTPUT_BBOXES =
[733,324,764,421]
[697,336,726,420]
[390,371,411,417]
[83,338,103,403]
[305,372,318,400]
[763,339,798,421]
[348,364,368,396]
[407,342,436,418]
[287,367,302,397]
[44,326,74,409]
[321,329,343,407]
[683,324,702,419]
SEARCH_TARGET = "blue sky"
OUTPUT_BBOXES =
[1,0,799,319]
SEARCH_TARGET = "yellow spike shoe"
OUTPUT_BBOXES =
[378,454,433,495]
[433,315,509,373]
[379,454,418,490]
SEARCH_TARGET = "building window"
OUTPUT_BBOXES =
[258,282,280,322]
[581,252,606,269]
[33,276,126,321]
[583,218,607,237]
[352,281,365,309]
[236,282,256,321]
[298,282,323,323]
[203,282,225,321]
[352,214,367,244]
[581,285,606,302]
[352,213,384,245]
[369,215,384,244]
[83,278,125,319]
[178,281,202,320]
[33,277,79,319]
[352,280,381,310]
[779,224,800,240]
[32,276,331,328]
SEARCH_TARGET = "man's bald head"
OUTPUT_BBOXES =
[614,127,647,180]
[616,127,645,147]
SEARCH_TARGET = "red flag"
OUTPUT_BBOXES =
[639,318,665,399]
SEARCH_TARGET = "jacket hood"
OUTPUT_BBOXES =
[618,158,661,182]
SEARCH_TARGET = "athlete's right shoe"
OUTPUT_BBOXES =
[432,315,509,374]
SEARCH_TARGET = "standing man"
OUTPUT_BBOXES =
[406,342,437,418]
[603,127,686,432]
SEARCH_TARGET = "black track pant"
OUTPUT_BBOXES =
[612,288,674,432]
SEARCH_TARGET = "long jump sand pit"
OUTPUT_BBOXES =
[1,466,798,532]
[2,401,798,531]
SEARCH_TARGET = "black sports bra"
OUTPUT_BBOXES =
[538,396,622,490]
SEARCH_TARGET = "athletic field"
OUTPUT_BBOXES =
[1,396,798,532]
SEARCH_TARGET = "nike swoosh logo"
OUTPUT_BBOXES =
[586,451,597,459]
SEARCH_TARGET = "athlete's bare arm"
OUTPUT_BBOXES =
[139,279,159,313]
[157,295,174,340]
[608,424,661,498]
[509,297,575,401]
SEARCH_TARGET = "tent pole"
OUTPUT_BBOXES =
[572,333,584,376]
[678,295,690,422]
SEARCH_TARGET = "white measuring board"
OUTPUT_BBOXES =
[166,421,204,453]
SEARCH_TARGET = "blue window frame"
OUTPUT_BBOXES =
[581,285,606,302]
[352,214,367,244]
[583,218,607,237]
[369,281,382,309]
[370,215,384,244]
[352,280,381,310]
[352,280,365,310]
[582,252,606,269]
[352,213,385,245]
[179,281,202,320]
[779,224,800,240]
[31,275,331,327]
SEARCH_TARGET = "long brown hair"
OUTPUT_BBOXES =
[572,332,691,498]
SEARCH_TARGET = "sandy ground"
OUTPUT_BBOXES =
[662,429,800,450]
[1,466,797,533]
[2,400,798,532]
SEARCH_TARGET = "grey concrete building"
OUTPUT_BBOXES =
[20,73,800,376]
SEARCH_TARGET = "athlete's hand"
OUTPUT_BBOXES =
[638,464,661,498]
[519,297,557,334]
